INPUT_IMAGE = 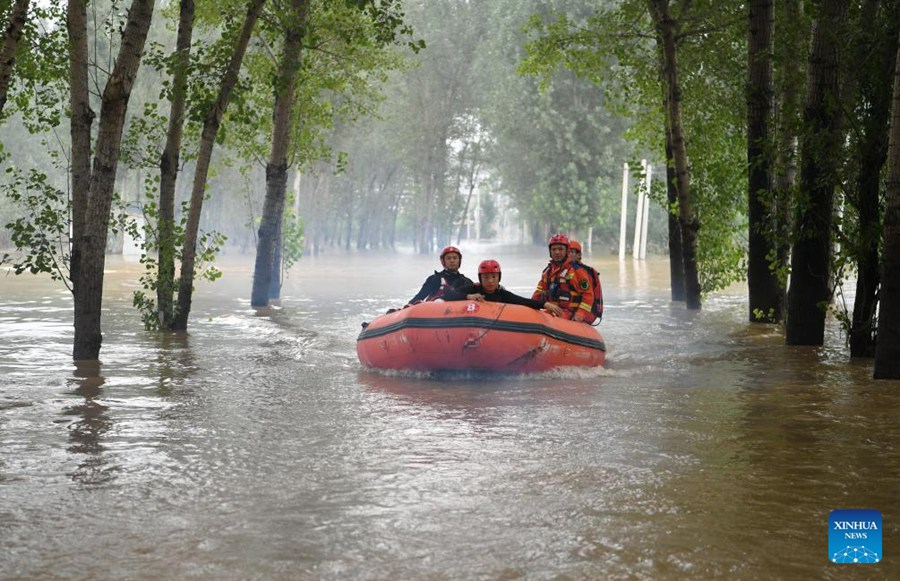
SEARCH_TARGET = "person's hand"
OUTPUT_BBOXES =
[573,312,585,323]
[544,302,563,317]
[467,293,485,301]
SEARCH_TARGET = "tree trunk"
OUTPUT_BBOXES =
[67,0,92,290]
[456,143,480,246]
[773,0,802,323]
[874,32,900,378]
[253,162,290,305]
[747,0,781,323]
[174,0,266,329]
[270,232,282,299]
[785,0,847,346]
[157,0,195,330]
[665,128,684,301]
[457,179,476,246]
[356,173,379,250]
[657,37,684,302]
[0,0,30,117]
[849,0,898,357]
[70,0,155,361]
[251,0,308,307]
[650,0,701,309]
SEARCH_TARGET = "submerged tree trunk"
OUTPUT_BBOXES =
[785,0,846,346]
[650,0,701,309]
[874,33,900,379]
[174,0,266,329]
[0,0,30,117]
[773,0,802,322]
[251,0,308,307]
[665,127,685,301]
[747,0,781,323]
[70,0,155,361]
[157,0,195,330]
[849,0,898,357]
[657,36,684,302]
[270,234,283,299]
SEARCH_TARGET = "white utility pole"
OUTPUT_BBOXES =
[639,162,652,259]
[619,162,629,261]
[632,159,646,259]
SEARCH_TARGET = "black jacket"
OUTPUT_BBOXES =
[409,270,474,303]
[443,283,547,310]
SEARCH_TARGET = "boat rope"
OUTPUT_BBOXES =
[463,303,507,349]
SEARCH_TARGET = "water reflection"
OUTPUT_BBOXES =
[64,361,115,485]
[357,370,510,429]
[358,370,601,414]
[152,331,195,396]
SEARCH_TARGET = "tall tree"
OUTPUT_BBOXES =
[772,0,804,322]
[657,38,684,302]
[251,0,309,307]
[649,0,701,309]
[69,0,156,361]
[520,0,745,302]
[785,0,847,346]
[173,0,266,330]
[874,29,900,379]
[747,0,781,322]
[246,0,413,304]
[845,0,899,357]
[157,0,195,330]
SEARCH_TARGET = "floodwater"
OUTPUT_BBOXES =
[1,243,898,580]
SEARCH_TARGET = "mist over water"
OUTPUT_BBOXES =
[2,243,898,580]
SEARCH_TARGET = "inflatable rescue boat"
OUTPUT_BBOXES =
[357,300,606,373]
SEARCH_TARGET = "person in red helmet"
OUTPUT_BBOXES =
[531,233,596,324]
[444,259,563,315]
[568,240,603,323]
[407,246,474,305]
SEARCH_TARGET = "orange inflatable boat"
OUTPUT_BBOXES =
[357,300,606,373]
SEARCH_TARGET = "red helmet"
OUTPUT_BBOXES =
[440,246,462,259]
[478,259,501,275]
[548,233,569,249]
[569,240,582,253]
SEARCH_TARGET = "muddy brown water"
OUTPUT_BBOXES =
[1,244,898,580]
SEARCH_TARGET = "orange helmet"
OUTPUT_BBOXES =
[569,240,582,253]
[478,259,502,281]
[548,233,569,249]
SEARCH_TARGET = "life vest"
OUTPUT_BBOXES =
[540,262,584,311]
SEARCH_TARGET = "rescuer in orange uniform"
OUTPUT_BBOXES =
[532,234,596,324]
[568,240,603,323]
